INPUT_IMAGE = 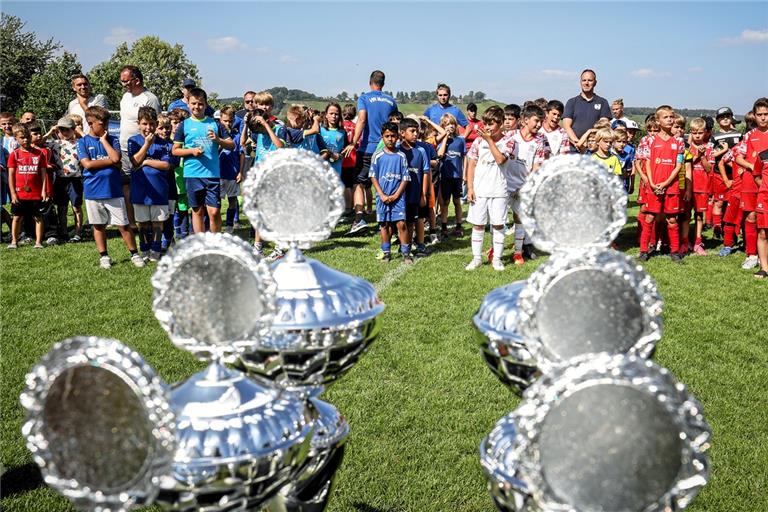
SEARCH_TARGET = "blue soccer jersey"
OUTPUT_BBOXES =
[369,150,410,222]
[219,132,241,180]
[127,134,171,205]
[253,124,286,164]
[357,91,398,155]
[398,144,430,205]
[320,126,348,174]
[415,140,438,166]
[77,134,123,200]
[174,116,227,178]
[423,104,468,127]
[441,136,466,179]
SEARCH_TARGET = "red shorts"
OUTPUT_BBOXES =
[758,211,768,230]
[637,182,646,205]
[711,176,729,201]
[740,191,757,212]
[757,191,768,213]
[723,200,743,225]
[644,192,681,214]
[693,193,708,213]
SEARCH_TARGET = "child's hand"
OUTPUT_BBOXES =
[10,193,18,205]
[192,147,204,157]
[145,132,155,145]
[207,129,217,142]
[467,189,476,203]
[254,116,266,127]
[341,144,355,157]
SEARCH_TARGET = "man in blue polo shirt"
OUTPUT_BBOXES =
[348,70,398,234]
[423,83,468,129]
[563,69,611,144]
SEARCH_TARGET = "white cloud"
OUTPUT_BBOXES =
[631,68,670,78]
[104,27,136,46]
[720,28,768,45]
[539,69,577,79]
[279,54,299,64]
[206,36,248,52]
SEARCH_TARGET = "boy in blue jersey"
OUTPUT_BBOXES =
[172,88,234,234]
[217,106,241,234]
[399,118,431,257]
[128,107,172,262]
[370,122,411,263]
[283,105,322,152]
[437,113,466,237]
[78,106,144,269]
[423,84,468,129]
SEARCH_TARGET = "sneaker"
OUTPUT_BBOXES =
[348,219,368,235]
[492,258,505,271]
[70,234,82,243]
[486,247,494,263]
[451,225,463,237]
[266,247,285,262]
[670,253,684,264]
[637,252,650,262]
[225,226,234,234]
[429,233,439,246]
[375,249,387,260]
[465,258,482,271]
[718,246,733,257]
[131,253,146,268]
[46,236,58,246]
[522,244,537,260]
[512,253,525,266]
[403,254,414,265]
[414,246,429,258]
[7,242,17,249]
[693,243,707,256]
[741,255,759,270]
[754,269,768,279]
[141,251,150,262]
[99,255,113,269]
[19,235,32,245]
[381,252,391,262]
[33,243,44,249]
[148,250,161,262]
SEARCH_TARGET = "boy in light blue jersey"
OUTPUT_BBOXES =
[319,102,352,176]
[399,118,430,256]
[283,105,322,153]
[172,88,233,234]
[370,122,411,263]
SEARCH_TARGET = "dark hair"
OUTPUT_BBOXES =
[323,102,342,128]
[581,68,597,78]
[188,87,207,101]
[467,102,477,113]
[389,110,403,122]
[121,65,143,83]
[546,99,564,114]
[25,120,43,133]
[342,103,356,121]
[753,97,768,112]
[70,73,89,84]
[370,70,385,87]
[400,117,419,131]
[504,104,521,118]
[137,106,158,124]
[380,121,399,135]
[436,83,451,95]
[522,104,545,120]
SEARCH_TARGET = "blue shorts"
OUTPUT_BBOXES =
[185,178,221,209]
[54,177,84,207]
[376,199,406,223]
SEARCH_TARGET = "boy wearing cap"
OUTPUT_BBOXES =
[167,78,215,116]
[46,117,84,242]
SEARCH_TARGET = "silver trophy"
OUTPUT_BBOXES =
[480,354,711,512]
[238,149,385,511]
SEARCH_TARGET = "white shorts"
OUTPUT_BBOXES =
[86,197,129,226]
[220,179,240,198]
[467,196,508,226]
[133,204,170,223]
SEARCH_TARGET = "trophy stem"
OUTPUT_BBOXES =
[285,243,305,263]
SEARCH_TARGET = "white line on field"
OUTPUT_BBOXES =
[375,261,415,294]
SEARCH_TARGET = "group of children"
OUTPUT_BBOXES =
[2,91,766,277]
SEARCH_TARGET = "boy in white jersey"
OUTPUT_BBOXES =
[539,100,571,156]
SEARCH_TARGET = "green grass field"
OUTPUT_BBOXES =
[1,195,767,512]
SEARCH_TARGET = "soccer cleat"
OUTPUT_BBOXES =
[266,247,285,262]
[375,249,387,260]
[693,243,707,256]
[414,245,429,258]
[148,250,161,262]
[741,255,759,270]
[131,253,146,268]
[670,253,684,264]
[637,252,650,262]
[465,258,482,271]
[452,225,464,237]
[141,251,150,262]
[754,269,768,279]
[33,244,44,249]
[69,234,82,243]
[403,254,414,265]
[99,255,113,269]
[718,246,733,257]
[46,236,58,246]
[512,253,525,266]
[348,219,368,235]
[486,247,494,263]
[6,243,17,249]
[522,244,537,260]
[381,252,392,262]
[492,258,505,271]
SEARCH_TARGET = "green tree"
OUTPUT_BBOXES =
[474,91,486,102]
[0,14,61,113]
[22,51,82,120]
[87,36,200,110]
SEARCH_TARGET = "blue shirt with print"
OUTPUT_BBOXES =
[357,91,398,155]
[398,144,430,205]
[219,132,241,180]
[127,134,171,205]
[369,149,410,222]
[174,116,227,178]
[77,134,123,199]
[423,104,468,127]
[440,136,466,179]
[319,126,347,174]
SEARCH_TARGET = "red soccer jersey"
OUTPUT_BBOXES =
[756,148,768,193]
[647,134,684,195]
[342,119,357,168]
[8,147,47,200]
[465,119,484,150]
[737,128,768,193]
[722,149,742,194]
[691,143,715,194]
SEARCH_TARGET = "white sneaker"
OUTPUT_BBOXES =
[141,250,150,262]
[741,255,759,270]
[465,258,482,271]
[99,255,113,269]
[148,250,161,262]
[492,258,505,271]
[131,253,146,268]
[429,233,439,245]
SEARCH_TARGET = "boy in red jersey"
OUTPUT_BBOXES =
[718,148,743,256]
[734,97,768,270]
[635,119,659,252]
[686,118,715,255]
[638,106,685,263]
[754,148,768,278]
[7,123,48,248]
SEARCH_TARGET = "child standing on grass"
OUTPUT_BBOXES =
[217,106,241,235]
[590,127,623,175]
[465,106,515,271]
[340,104,358,217]
[47,117,84,243]
[78,106,144,269]
[686,118,715,256]
[155,114,176,251]
[369,122,411,263]
[7,123,47,249]
[436,113,466,238]
[539,100,571,156]
[169,109,190,241]
[319,102,353,178]
[128,107,172,262]
[399,117,430,257]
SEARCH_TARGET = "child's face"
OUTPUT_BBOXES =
[381,129,398,150]
[254,103,271,114]
[287,113,304,129]
[443,122,457,136]
[613,138,626,152]
[717,116,733,130]
[156,123,171,140]
[467,110,477,120]
[88,117,106,136]
[611,104,623,119]
[646,127,659,136]
[522,115,542,134]
[485,120,502,137]
[672,124,684,137]
[0,117,13,135]
[503,114,518,131]
[598,138,613,154]
[626,129,638,141]
[14,131,29,148]
[400,126,419,144]
[587,136,597,151]
[139,119,157,138]
[170,119,180,136]
[220,113,233,132]
[656,110,675,131]
[690,128,706,144]
[545,109,561,126]
[189,97,207,118]
[325,106,340,127]
[755,106,768,130]
[58,127,75,140]
[29,129,42,146]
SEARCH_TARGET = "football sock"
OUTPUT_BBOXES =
[225,208,235,227]
[99,251,108,257]
[514,223,525,253]
[471,228,484,259]
[492,226,505,261]
[667,221,680,254]
[151,240,162,253]
[400,243,411,255]
[745,219,757,256]
[723,224,735,247]
[695,237,703,245]
[381,242,391,254]
[640,217,654,253]
[713,213,723,229]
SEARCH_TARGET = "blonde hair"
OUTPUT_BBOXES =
[593,118,611,130]
[67,113,83,125]
[612,98,624,107]
[157,114,171,127]
[594,127,614,143]
[689,117,706,131]
[440,113,458,127]
[673,114,686,128]
[252,91,274,107]
[613,126,628,141]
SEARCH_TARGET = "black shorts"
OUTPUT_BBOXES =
[418,205,431,219]
[406,203,419,222]
[11,199,42,218]
[54,177,84,207]
[341,166,356,189]
[441,177,463,201]
[355,152,373,186]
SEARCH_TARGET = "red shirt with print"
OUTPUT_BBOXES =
[8,147,47,200]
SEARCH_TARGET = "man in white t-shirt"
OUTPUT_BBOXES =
[118,65,161,226]
[66,74,108,135]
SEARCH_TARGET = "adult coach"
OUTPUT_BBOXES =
[423,83,467,128]
[66,74,108,135]
[119,65,161,226]
[563,69,611,144]
[348,70,398,234]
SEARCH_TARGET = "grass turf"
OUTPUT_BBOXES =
[1,196,766,511]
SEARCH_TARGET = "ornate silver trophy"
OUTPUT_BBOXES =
[238,149,385,512]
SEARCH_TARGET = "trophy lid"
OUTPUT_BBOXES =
[242,148,344,244]
[170,362,312,476]
[519,154,627,253]
[518,248,662,371]
[473,280,526,344]
[20,336,176,511]
[481,354,711,512]
[152,232,276,363]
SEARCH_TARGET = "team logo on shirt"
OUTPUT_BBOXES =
[594,104,601,110]
[671,144,677,150]
[655,158,661,164]
[31,157,39,165]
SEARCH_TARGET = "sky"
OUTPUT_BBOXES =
[4,1,767,114]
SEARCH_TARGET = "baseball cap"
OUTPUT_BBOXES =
[716,107,733,118]
[703,116,715,131]
[624,119,640,130]
[56,117,76,129]
[182,78,196,88]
